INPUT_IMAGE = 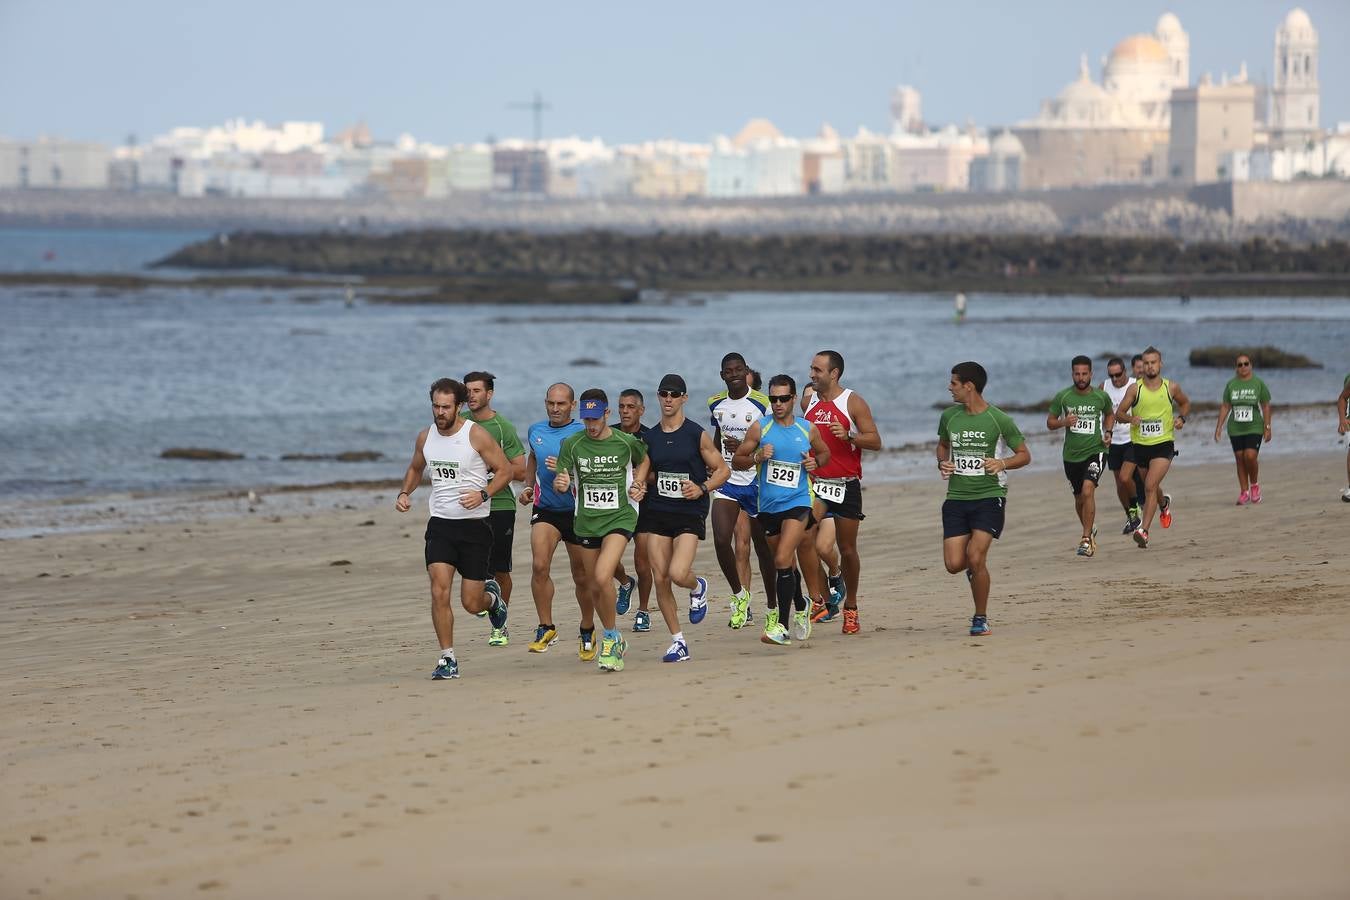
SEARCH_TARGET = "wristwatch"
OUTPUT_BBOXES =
[479,489,489,503]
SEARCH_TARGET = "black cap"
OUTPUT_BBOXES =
[658,373,687,395]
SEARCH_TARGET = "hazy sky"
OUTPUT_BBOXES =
[1,0,1344,145]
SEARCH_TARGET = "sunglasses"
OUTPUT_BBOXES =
[769,394,794,403]
[1107,370,1126,378]
[1236,361,1251,367]
[657,390,684,398]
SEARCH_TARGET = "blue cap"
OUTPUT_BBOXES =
[579,398,608,419]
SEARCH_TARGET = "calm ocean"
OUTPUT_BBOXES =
[2,227,1347,512]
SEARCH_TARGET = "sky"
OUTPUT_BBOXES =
[1,0,1345,146]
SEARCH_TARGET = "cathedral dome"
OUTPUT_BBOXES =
[1155,12,1183,37]
[1279,7,1314,39]
[1110,34,1169,64]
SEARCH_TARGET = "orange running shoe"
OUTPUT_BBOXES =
[1159,493,1173,528]
[842,608,860,634]
[809,598,827,622]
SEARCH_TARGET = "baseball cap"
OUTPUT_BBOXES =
[579,397,609,419]
[658,373,687,395]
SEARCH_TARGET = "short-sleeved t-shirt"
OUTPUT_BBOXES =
[466,411,526,511]
[526,419,585,512]
[938,404,1026,500]
[556,428,648,537]
[1222,376,1271,436]
[1049,387,1111,461]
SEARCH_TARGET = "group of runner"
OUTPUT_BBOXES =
[396,348,1343,679]
[397,352,882,678]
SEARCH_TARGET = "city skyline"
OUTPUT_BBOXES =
[1,0,1346,146]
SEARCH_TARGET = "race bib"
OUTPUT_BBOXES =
[1069,416,1097,435]
[1233,406,1254,423]
[582,484,620,510]
[952,454,986,477]
[429,459,459,485]
[1139,419,1165,438]
[815,478,847,504]
[765,459,800,489]
[656,471,686,499]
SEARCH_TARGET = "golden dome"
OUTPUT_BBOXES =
[1110,34,1169,63]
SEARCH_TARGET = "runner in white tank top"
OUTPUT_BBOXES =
[395,378,513,681]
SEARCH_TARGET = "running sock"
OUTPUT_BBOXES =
[439,648,454,661]
[671,631,684,644]
[602,627,620,642]
[775,568,795,627]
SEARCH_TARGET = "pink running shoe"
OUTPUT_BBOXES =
[1237,490,1250,506]
[1250,483,1262,504]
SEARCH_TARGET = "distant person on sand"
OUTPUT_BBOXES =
[1213,353,1272,506]
[1114,347,1190,549]
[396,378,512,680]
[463,371,527,647]
[954,292,968,323]
[1100,357,1147,535]
[1047,355,1113,557]
[1337,374,1350,502]
[937,361,1030,637]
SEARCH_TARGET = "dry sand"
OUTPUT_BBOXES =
[3,454,1349,899]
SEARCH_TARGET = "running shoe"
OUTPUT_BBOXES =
[479,577,502,617]
[688,576,708,624]
[528,625,558,653]
[1089,525,1098,554]
[791,608,812,641]
[578,629,598,662]
[598,633,627,671]
[662,638,690,663]
[763,607,779,634]
[827,572,845,605]
[1132,526,1149,549]
[1160,494,1173,528]
[432,656,459,679]
[617,577,636,616]
[969,615,991,637]
[812,593,842,623]
[1341,486,1350,503]
[1076,536,1094,557]
[1237,490,1250,506]
[728,589,751,629]
[808,597,827,622]
[1249,483,1262,504]
[633,610,651,632]
[487,593,508,630]
[760,622,791,646]
[1122,513,1141,535]
[842,608,860,635]
[488,626,509,646]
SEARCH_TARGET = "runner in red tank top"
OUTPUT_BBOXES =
[803,350,882,634]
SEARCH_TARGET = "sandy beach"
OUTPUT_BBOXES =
[3,453,1348,899]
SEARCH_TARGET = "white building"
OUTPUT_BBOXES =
[890,85,923,135]
[0,138,110,189]
[707,120,803,198]
[969,131,1025,192]
[1269,7,1319,145]
[444,144,493,193]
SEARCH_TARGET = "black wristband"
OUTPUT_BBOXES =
[398,491,409,497]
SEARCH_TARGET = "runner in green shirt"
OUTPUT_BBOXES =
[936,361,1030,638]
[1212,353,1272,505]
[554,389,650,673]
[1047,355,1114,557]
[464,371,527,646]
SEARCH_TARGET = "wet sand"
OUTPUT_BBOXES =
[2,454,1348,898]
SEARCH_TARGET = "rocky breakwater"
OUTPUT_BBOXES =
[157,230,1350,297]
